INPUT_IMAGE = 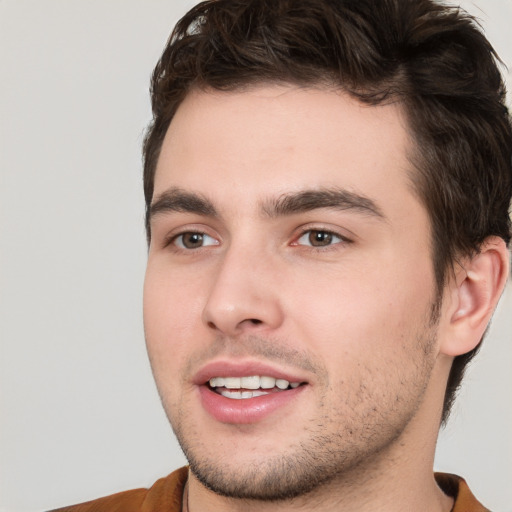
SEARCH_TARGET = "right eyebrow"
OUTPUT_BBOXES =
[149,187,218,220]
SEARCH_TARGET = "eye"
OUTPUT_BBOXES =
[296,229,344,247]
[173,232,219,249]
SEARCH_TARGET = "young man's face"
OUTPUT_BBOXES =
[144,86,449,499]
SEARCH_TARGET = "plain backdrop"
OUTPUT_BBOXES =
[1,1,511,511]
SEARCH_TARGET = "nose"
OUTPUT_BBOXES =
[202,243,284,337]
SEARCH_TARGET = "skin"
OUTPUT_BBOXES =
[143,85,508,511]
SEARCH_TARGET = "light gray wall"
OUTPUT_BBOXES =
[1,1,510,511]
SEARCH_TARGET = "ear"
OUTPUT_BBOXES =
[440,236,510,357]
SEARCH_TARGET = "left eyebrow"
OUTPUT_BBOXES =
[261,188,386,219]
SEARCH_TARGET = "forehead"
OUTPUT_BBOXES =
[154,85,418,221]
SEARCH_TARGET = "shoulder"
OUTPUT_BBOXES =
[48,466,188,512]
[435,473,490,512]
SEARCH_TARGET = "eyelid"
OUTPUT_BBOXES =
[291,225,354,247]
[174,232,219,249]
[162,225,221,250]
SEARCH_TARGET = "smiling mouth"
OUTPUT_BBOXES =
[208,375,305,399]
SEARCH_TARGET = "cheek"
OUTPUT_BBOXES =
[143,264,206,374]
[286,268,437,418]
[286,260,434,358]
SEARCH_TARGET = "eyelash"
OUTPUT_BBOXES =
[293,227,352,249]
[164,226,352,252]
[164,230,218,250]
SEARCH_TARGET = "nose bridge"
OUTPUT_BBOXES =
[202,235,283,335]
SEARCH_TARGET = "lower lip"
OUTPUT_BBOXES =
[199,385,306,424]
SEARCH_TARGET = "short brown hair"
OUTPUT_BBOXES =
[143,0,512,423]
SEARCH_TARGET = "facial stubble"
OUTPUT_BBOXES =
[160,313,440,503]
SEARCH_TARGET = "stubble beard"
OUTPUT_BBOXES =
[164,319,440,502]
[175,412,413,501]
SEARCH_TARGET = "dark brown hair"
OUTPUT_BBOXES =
[143,0,512,423]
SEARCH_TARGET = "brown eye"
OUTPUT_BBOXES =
[308,231,333,246]
[182,233,204,248]
[174,232,218,249]
[296,229,344,248]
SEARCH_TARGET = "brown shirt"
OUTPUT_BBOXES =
[49,468,489,512]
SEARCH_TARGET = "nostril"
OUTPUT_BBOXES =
[204,316,267,333]
[206,318,261,330]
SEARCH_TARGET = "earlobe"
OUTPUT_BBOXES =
[440,236,510,357]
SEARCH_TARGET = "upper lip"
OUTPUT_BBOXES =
[193,359,310,386]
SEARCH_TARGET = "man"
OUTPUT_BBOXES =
[52,0,511,510]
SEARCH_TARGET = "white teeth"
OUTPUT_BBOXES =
[260,376,276,389]
[275,379,289,389]
[209,377,224,387]
[219,390,243,399]
[240,376,260,389]
[209,375,302,393]
[220,389,270,399]
[251,390,269,397]
[223,377,241,389]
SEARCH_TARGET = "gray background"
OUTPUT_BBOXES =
[1,1,511,511]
